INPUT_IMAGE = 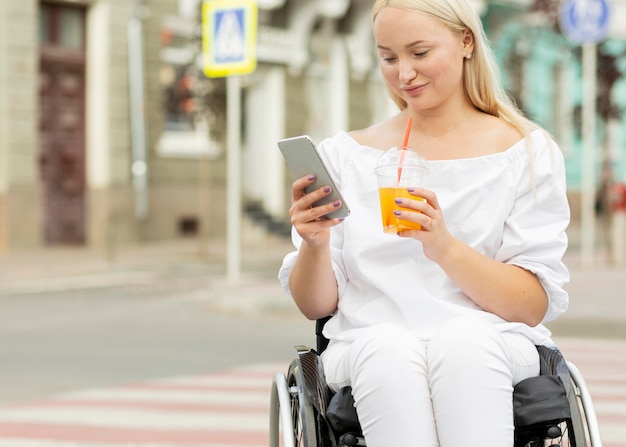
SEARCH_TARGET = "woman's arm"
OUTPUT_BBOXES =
[287,174,344,320]
[434,237,548,326]
[289,242,339,320]
[395,188,549,326]
[395,133,569,327]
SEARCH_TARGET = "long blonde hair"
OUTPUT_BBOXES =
[371,0,538,141]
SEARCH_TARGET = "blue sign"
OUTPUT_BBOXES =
[202,0,257,78]
[559,0,611,44]
[213,9,246,64]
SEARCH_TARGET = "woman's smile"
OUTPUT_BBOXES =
[403,83,429,96]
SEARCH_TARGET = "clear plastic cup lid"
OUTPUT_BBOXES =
[376,147,424,168]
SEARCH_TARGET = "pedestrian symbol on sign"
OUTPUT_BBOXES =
[202,0,257,78]
[214,10,245,64]
[559,0,611,44]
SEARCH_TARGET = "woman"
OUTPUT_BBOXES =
[278,0,570,445]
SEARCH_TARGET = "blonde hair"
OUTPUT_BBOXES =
[371,0,538,141]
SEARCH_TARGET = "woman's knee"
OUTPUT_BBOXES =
[350,324,426,383]
[347,325,436,444]
[429,316,510,375]
[322,325,426,391]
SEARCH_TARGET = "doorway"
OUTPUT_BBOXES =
[39,2,87,244]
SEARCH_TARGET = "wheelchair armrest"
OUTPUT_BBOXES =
[295,345,362,437]
[316,316,332,354]
[295,345,333,415]
[536,345,572,393]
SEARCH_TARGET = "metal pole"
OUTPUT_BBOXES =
[0,0,7,252]
[580,44,597,267]
[128,0,148,220]
[227,75,242,282]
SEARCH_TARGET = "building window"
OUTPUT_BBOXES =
[39,3,85,51]
[157,11,220,159]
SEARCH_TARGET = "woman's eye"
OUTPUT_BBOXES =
[415,51,429,57]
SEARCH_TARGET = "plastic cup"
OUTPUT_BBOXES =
[375,147,428,234]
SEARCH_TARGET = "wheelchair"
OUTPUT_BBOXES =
[270,317,603,447]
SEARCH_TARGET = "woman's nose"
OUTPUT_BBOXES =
[398,60,417,83]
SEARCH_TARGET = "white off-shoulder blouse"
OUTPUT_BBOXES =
[278,129,570,347]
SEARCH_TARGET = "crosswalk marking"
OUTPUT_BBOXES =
[0,362,286,446]
[0,339,625,446]
[56,388,271,405]
[0,443,257,447]
[556,337,626,447]
[0,408,269,431]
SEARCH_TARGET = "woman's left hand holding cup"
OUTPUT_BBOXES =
[395,187,455,263]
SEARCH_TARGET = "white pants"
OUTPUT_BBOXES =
[321,316,540,447]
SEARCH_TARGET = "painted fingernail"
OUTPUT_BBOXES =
[338,217,346,222]
[407,188,415,192]
[393,210,401,216]
[394,198,402,204]
[333,201,341,207]
[324,186,331,193]
[308,175,315,181]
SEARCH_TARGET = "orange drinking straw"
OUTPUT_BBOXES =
[396,116,413,185]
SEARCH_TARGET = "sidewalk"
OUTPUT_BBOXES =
[0,235,301,317]
[551,249,626,339]
[0,235,624,338]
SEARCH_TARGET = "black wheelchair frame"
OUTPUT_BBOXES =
[270,318,603,447]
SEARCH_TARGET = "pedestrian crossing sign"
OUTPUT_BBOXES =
[202,0,257,78]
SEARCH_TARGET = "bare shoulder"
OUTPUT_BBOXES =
[458,115,528,158]
[416,114,529,160]
[480,115,525,152]
[348,124,387,150]
[348,115,404,150]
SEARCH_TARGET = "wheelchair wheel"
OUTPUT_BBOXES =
[288,358,318,447]
[269,361,319,447]
[270,347,334,447]
[566,360,602,447]
[514,393,585,446]
[545,361,600,447]
[515,368,596,447]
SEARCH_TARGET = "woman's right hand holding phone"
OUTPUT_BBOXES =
[288,174,343,320]
[289,174,345,249]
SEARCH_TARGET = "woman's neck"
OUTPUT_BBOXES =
[408,101,481,140]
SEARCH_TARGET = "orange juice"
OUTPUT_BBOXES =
[378,187,424,234]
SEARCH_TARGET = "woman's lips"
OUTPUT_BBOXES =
[403,83,428,96]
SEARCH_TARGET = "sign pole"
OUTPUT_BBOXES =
[226,74,242,282]
[559,0,611,267]
[202,0,257,282]
[580,43,597,267]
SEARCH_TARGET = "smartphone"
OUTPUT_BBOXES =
[278,135,350,219]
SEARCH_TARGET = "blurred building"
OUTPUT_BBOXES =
[0,0,625,252]
[486,0,626,221]
[0,0,212,251]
